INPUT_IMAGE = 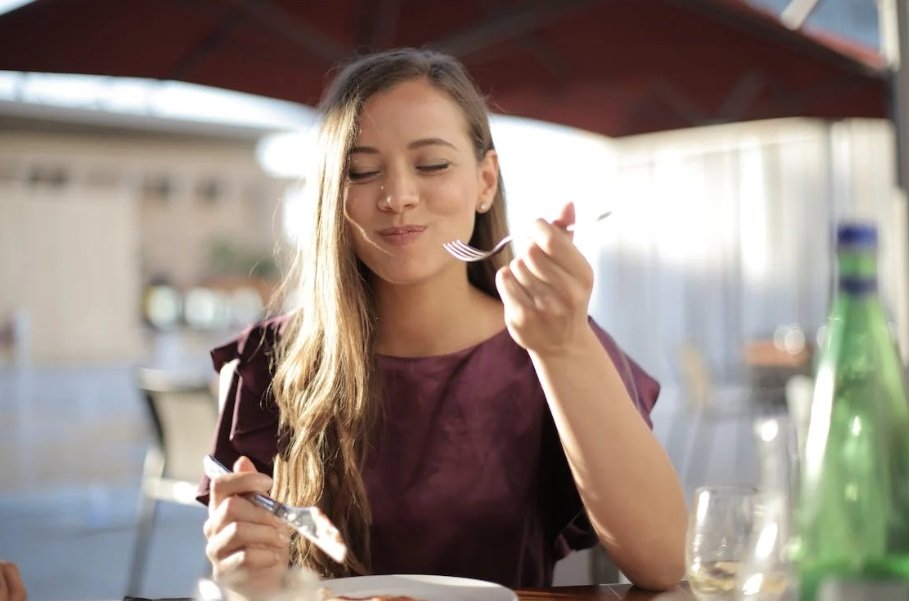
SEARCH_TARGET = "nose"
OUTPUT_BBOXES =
[378,168,419,212]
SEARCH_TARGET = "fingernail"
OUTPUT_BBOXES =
[278,530,291,543]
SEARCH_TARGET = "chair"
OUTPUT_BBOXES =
[785,374,814,472]
[670,344,756,495]
[127,367,218,596]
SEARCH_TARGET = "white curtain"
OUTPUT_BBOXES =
[496,116,905,409]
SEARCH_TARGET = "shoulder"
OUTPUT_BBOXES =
[211,314,290,369]
[210,313,292,396]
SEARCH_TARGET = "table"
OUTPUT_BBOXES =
[518,583,693,601]
[129,583,695,601]
[742,338,812,407]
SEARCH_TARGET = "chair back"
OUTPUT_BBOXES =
[678,344,712,411]
[128,367,216,594]
[138,367,217,484]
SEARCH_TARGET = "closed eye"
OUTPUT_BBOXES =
[418,162,451,173]
[347,170,379,182]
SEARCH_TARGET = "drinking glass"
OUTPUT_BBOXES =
[195,567,321,601]
[737,416,798,601]
[686,485,758,600]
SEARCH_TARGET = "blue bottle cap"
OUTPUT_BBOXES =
[837,222,877,247]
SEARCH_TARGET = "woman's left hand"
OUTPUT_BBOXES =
[0,561,27,601]
[496,201,595,357]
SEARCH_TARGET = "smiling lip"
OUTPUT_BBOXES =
[377,225,427,245]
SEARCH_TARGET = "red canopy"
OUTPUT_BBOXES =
[0,0,889,137]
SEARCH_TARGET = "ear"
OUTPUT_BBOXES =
[476,149,499,213]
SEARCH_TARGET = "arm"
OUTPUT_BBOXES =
[531,329,686,589]
[495,203,687,590]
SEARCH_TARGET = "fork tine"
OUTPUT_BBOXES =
[453,241,487,260]
[442,241,462,257]
[442,242,467,260]
[459,242,492,261]
[444,240,486,261]
[444,237,509,261]
[451,248,482,261]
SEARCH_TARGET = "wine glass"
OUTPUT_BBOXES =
[686,485,757,600]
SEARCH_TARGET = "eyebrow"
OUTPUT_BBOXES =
[349,138,457,154]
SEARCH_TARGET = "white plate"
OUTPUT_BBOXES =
[321,574,517,601]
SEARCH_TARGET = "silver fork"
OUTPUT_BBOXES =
[203,454,348,563]
[443,210,612,262]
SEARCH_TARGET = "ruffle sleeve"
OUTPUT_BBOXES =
[552,317,661,555]
[591,318,659,429]
[195,314,290,506]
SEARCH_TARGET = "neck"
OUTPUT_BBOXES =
[372,269,504,357]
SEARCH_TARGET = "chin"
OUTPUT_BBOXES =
[375,270,434,287]
[371,260,447,288]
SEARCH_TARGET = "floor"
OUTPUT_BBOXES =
[0,363,210,600]
[0,360,762,600]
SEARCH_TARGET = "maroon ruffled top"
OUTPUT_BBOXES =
[197,315,659,588]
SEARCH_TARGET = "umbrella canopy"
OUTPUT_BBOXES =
[0,0,889,137]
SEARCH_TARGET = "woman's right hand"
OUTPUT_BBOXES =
[203,456,291,583]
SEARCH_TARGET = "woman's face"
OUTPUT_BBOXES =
[343,78,498,287]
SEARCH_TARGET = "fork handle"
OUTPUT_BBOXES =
[246,491,281,514]
[203,454,282,515]
[563,210,611,231]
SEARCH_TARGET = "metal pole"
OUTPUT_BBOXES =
[781,0,821,30]
[879,0,909,191]
[880,0,909,361]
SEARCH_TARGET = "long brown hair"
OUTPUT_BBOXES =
[270,47,512,577]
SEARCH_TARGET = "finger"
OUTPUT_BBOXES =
[519,242,594,318]
[527,219,593,289]
[550,201,576,231]
[208,495,285,536]
[207,520,290,561]
[209,462,273,514]
[0,563,8,601]
[216,547,286,573]
[209,472,273,517]
[529,218,590,274]
[234,456,259,474]
[519,241,574,288]
[496,266,533,313]
[0,562,26,601]
[509,257,561,314]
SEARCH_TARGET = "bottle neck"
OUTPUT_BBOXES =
[837,246,878,295]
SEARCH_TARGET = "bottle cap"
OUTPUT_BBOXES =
[837,223,877,247]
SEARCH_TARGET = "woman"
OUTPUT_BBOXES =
[200,47,686,591]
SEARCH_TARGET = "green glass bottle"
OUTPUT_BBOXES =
[797,223,909,600]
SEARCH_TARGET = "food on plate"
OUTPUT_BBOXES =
[324,593,425,601]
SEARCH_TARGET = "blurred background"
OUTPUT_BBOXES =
[0,0,907,598]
